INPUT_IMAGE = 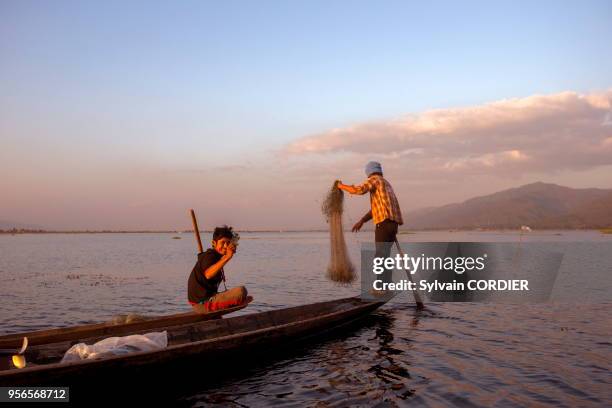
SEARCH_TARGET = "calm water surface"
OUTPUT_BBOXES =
[0,231,610,407]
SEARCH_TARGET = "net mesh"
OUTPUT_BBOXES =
[322,180,356,283]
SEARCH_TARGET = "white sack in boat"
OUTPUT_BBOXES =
[61,331,167,363]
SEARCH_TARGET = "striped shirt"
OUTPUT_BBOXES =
[353,175,403,225]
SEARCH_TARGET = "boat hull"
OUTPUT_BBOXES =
[0,297,383,390]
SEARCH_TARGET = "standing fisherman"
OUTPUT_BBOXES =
[337,161,403,288]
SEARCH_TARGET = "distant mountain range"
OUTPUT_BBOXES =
[3,182,611,232]
[404,182,612,230]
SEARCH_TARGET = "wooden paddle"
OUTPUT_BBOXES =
[394,239,425,310]
[189,209,204,254]
[189,209,227,291]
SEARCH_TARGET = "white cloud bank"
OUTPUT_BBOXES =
[284,90,612,178]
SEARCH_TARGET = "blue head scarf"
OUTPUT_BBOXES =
[365,161,382,176]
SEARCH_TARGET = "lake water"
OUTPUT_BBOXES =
[0,231,610,406]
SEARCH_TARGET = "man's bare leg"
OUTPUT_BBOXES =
[191,286,248,314]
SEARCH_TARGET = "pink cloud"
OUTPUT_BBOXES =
[284,90,612,177]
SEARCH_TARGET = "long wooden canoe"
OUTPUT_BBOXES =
[0,297,384,389]
[0,298,253,349]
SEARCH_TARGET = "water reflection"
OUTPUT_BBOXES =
[367,309,416,401]
[177,311,398,407]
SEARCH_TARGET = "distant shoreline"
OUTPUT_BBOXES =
[2,228,611,235]
[0,229,328,234]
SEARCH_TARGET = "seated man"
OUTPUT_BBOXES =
[187,225,248,313]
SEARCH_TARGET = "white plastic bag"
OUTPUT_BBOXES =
[61,331,168,363]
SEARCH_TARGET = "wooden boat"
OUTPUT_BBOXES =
[0,297,384,389]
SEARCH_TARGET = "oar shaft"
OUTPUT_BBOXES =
[189,209,204,254]
[394,239,425,310]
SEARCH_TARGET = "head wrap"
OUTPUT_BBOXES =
[365,161,382,176]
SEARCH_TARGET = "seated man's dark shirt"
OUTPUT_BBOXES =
[188,248,224,304]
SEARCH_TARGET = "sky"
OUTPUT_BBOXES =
[1,0,611,230]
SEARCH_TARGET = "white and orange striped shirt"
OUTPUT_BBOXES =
[353,174,403,225]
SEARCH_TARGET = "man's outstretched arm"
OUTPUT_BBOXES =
[337,181,371,195]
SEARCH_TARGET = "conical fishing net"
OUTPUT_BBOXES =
[322,181,355,283]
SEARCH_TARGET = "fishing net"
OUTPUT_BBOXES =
[322,180,355,283]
